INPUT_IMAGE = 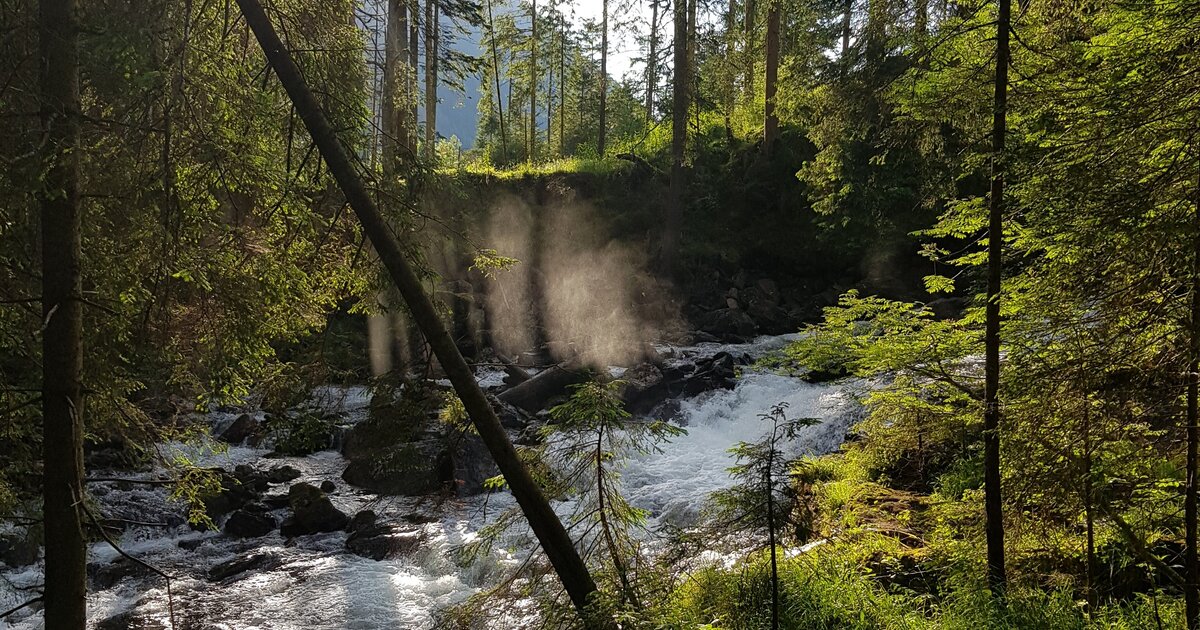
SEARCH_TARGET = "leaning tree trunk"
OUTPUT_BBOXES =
[661,0,689,273]
[983,0,1010,599]
[235,0,601,622]
[39,0,87,627]
[598,0,609,156]
[763,0,779,151]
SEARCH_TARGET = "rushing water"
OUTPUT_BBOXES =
[1,335,861,629]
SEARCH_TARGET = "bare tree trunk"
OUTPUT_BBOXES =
[763,0,779,151]
[486,0,509,161]
[598,0,609,156]
[841,0,851,57]
[1083,393,1097,614]
[983,0,1010,599]
[1187,154,1200,630]
[40,0,87,626]
[530,0,538,161]
[766,422,780,630]
[383,0,411,171]
[424,0,438,159]
[409,0,419,155]
[560,16,566,154]
[745,0,756,94]
[646,0,659,120]
[661,0,689,272]
[235,1,602,621]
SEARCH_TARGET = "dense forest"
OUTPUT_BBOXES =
[2,0,1199,627]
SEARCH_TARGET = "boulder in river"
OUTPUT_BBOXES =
[267,464,302,483]
[345,510,427,560]
[697,307,758,341]
[217,413,258,444]
[0,530,39,567]
[223,507,277,538]
[279,482,348,537]
[207,551,283,582]
[341,390,499,496]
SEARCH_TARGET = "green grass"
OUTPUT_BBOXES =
[437,156,632,179]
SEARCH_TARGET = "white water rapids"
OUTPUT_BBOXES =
[1,335,861,629]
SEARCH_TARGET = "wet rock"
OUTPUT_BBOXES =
[280,482,348,537]
[207,551,283,582]
[223,508,277,538]
[346,522,427,560]
[95,610,168,630]
[0,531,40,567]
[217,413,257,444]
[267,465,302,484]
[177,537,207,551]
[452,434,502,495]
[348,509,378,534]
[342,440,449,496]
[262,492,291,510]
[89,556,155,589]
[320,480,337,493]
[697,308,757,341]
[341,402,499,497]
[619,363,669,415]
[198,468,262,521]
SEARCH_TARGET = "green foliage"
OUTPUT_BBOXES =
[265,411,335,456]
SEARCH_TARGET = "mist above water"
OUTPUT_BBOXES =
[485,193,679,367]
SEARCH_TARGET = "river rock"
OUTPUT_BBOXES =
[346,523,427,561]
[341,395,500,496]
[320,480,337,493]
[0,531,39,567]
[207,551,283,582]
[95,610,168,630]
[223,507,277,538]
[88,556,156,589]
[697,308,757,341]
[217,413,257,444]
[279,482,348,537]
[267,465,302,483]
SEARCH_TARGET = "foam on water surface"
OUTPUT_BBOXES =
[1,335,858,629]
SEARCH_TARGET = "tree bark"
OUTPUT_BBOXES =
[763,1,779,151]
[409,0,420,155]
[598,0,609,156]
[983,0,1010,599]
[560,15,566,154]
[745,0,756,94]
[424,0,438,159]
[1186,154,1200,629]
[383,0,411,171]
[39,0,87,626]
[486,0,508,161]
[646,0,659,120]
[530,0,538,161]
[841,0,851,57]
[235,1,601,621]
[661,0,689,272]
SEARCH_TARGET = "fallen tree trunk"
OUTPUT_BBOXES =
[234,0,600,621]
[499,363,590,413]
